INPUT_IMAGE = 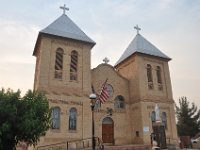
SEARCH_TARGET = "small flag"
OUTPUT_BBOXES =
[98,79,109,103]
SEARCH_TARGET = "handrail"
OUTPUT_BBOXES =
[37,141,68,149]
[36,136,103,150]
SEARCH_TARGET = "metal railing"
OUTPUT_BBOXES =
[36,137,103,150]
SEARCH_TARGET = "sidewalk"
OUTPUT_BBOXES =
[181,148,200,150]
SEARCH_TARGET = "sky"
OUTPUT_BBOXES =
[0,0,200,106]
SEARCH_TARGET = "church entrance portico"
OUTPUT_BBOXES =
[102,117,114,144]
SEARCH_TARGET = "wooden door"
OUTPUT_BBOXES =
[102,117,114,143]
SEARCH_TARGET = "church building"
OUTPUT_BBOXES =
[33,5,178,149]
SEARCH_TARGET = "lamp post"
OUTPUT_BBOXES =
[89,93,97,150]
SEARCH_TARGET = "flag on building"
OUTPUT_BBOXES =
[97,79,109,103]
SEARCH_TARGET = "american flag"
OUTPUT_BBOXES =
[98,79,109,103]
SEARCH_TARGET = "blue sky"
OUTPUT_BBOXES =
[0,0,200,106]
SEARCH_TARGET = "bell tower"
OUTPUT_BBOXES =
[32,5,96,146]
[115,26,172,103]
[33,5,95,96]
[115,26,178,145]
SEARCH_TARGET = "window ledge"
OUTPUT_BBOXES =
[50,129,61,133]
[68,130,77,133]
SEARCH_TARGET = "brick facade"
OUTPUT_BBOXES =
[33,18,178,149]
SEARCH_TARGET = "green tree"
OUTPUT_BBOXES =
[176,97,200,137]
[0,89,51,150]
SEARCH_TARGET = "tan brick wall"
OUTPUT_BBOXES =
[115,54,178,145]
[116,55,141,102]
[91,64,132,145]
[33,35,94,148]
[139,102,178,144]
[34,35,93,94]
[33,33,178,148]
[137,55,173,101]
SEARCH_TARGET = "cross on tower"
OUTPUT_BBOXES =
[103,57,109,64]
[134,25,141,34]
[60,4,69,15]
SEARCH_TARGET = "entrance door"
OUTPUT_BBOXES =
[102,117,114,143]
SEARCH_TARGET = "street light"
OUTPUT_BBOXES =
[89,93,97,150]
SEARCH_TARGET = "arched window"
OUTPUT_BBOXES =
[69,108,77,130]
[102,117,113,125]
[147,64,153,82]
[51,107,60,129]
[54,48,64,79]
[157,66,163,90]
[147,64,153,89]
[114,95,125,109]
[156,66,162,84]
[70,50,78,81]
[151,111,156,124]
[162,112,167,129]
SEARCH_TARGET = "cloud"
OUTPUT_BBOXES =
[0,20,38,64]
[0,0,200,105]
[0,20,38,94]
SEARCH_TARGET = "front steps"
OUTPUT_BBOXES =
[82,144,151,150]
[35,142,151,150]
[35,139,177,150]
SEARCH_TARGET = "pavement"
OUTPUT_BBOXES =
[181,148,200,150]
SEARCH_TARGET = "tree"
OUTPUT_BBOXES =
[176,97,200,137]
[0,89,51,150]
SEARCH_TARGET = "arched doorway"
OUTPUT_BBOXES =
[102,117,114,143]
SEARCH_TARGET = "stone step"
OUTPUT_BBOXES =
[81,144,151,150]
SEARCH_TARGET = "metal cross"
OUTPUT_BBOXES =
[134,25,141,34]
[60,4,69,14]
[103,57,109,64]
